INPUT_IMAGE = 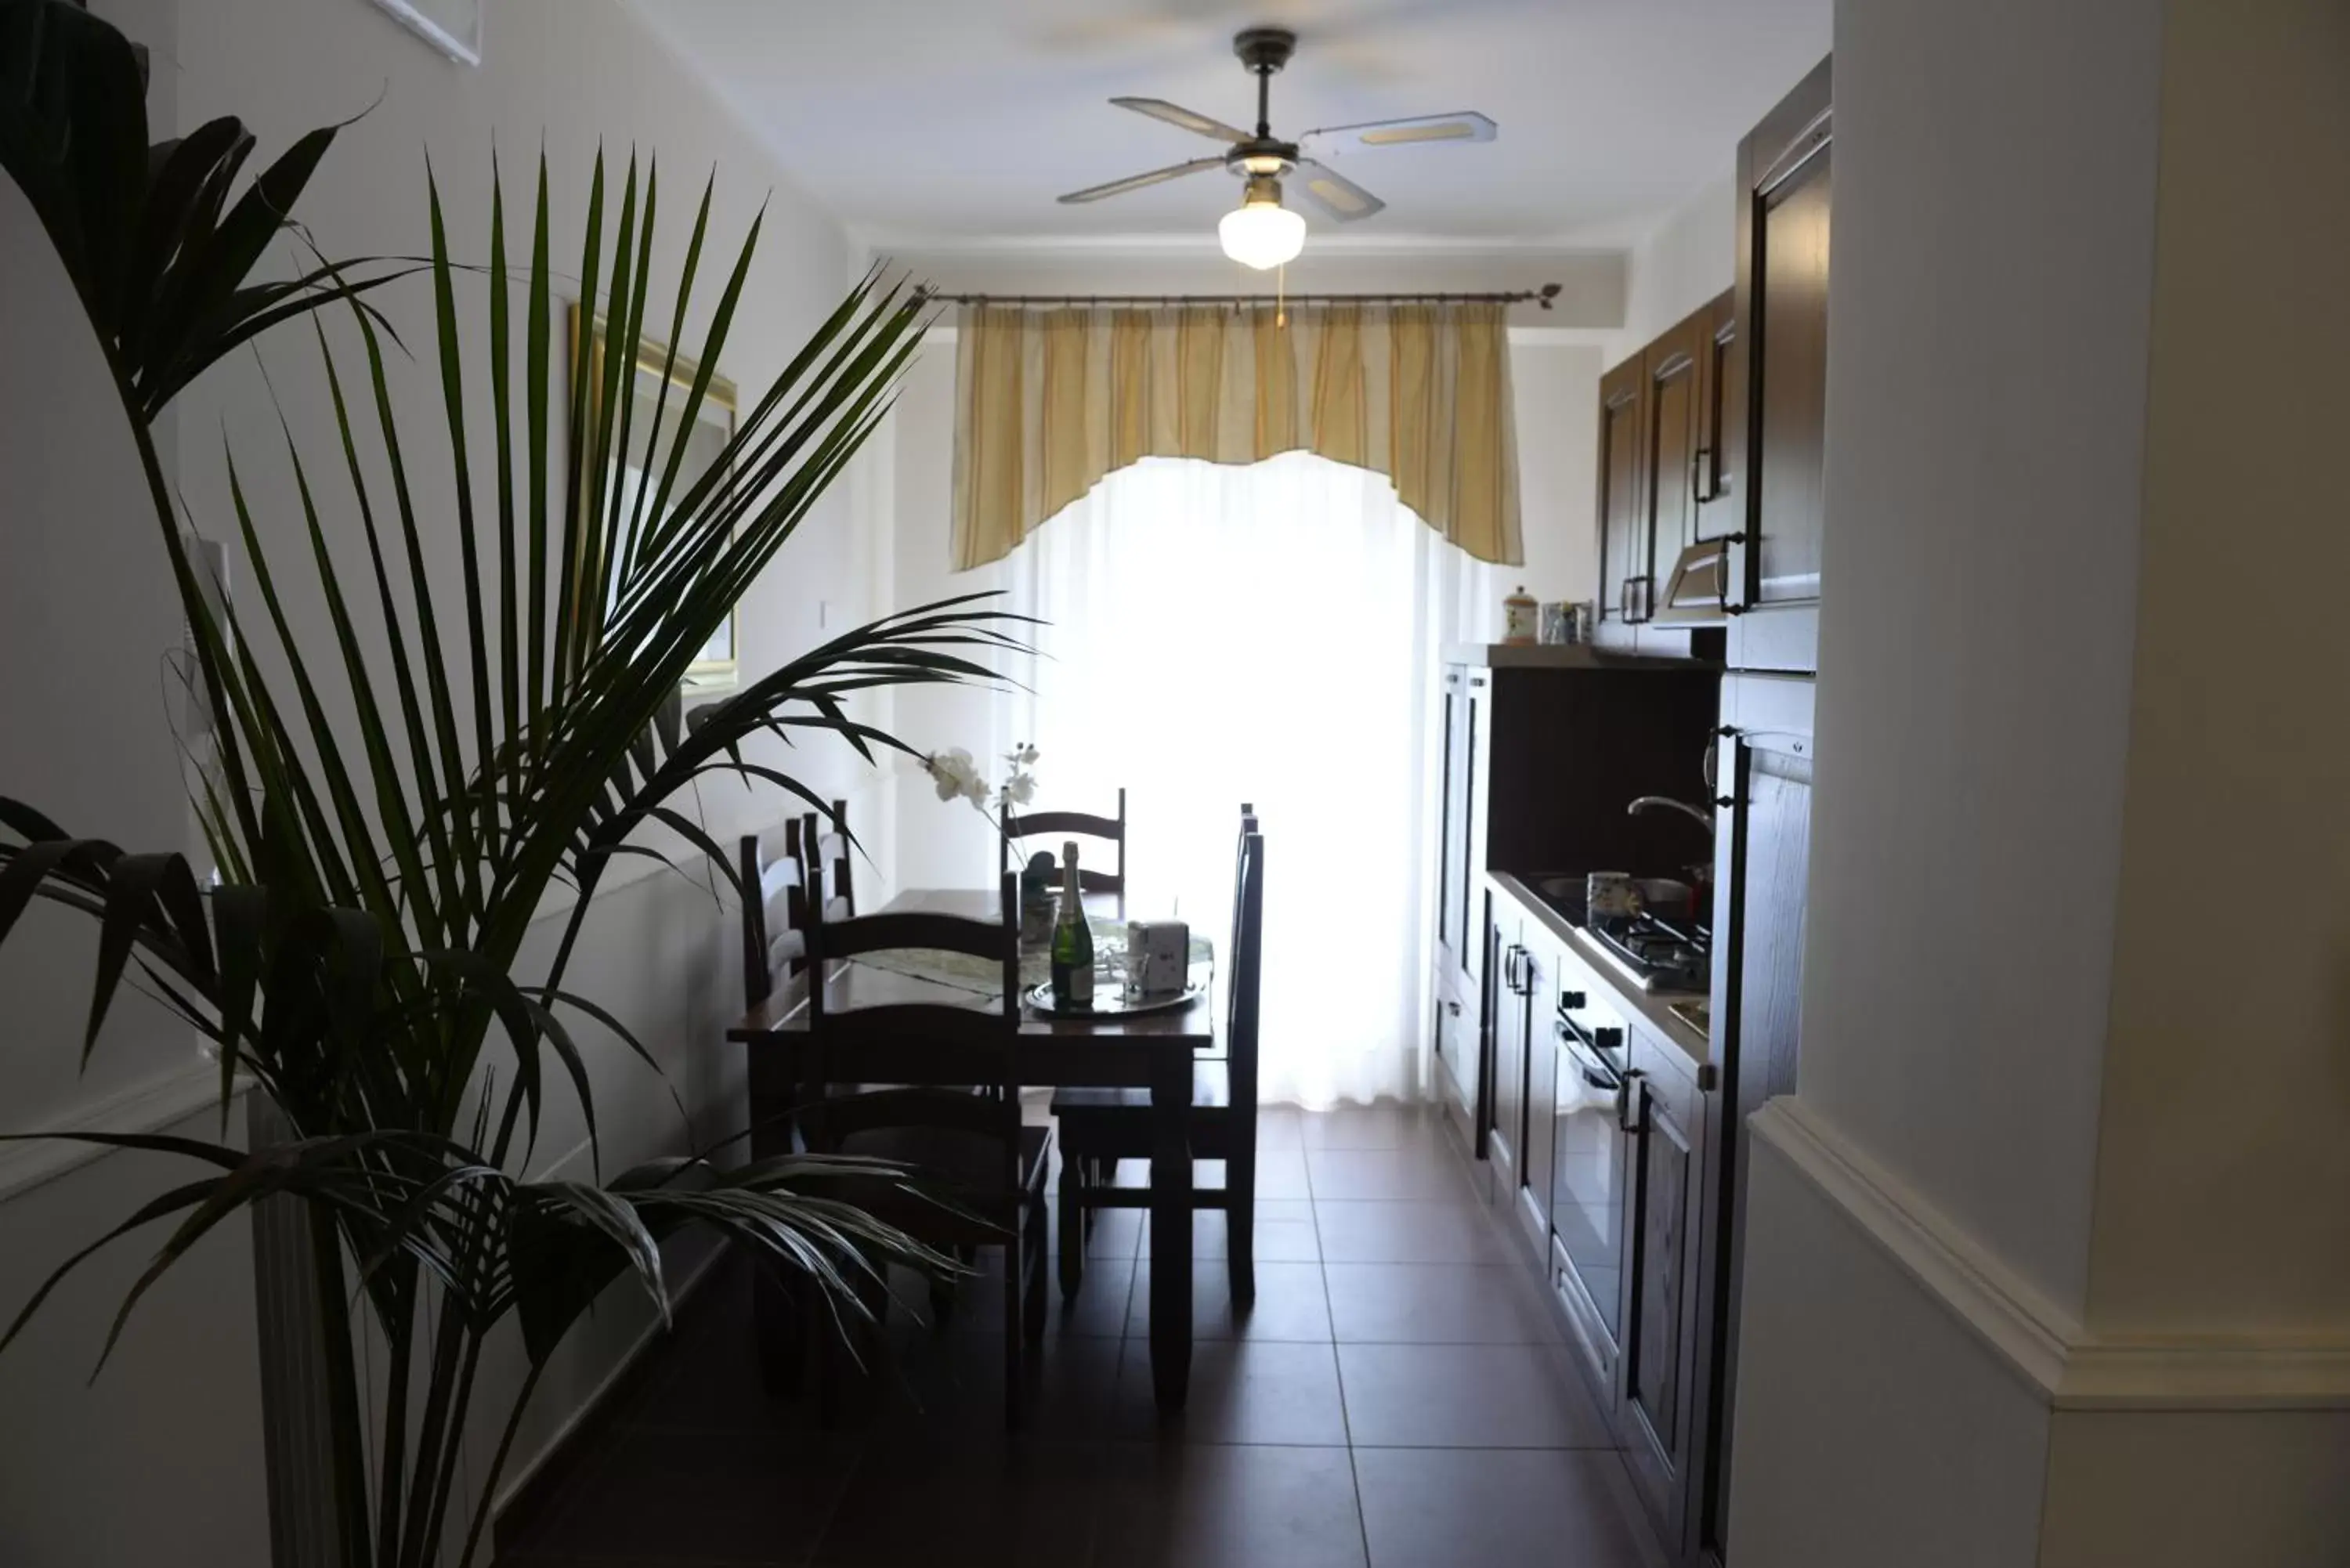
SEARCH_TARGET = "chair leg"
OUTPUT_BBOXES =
[754,1262,808,1400]
[1003,1232,1025,1429]
[1058,1155,1086,1300]
[1023,1190,1050,1345]
[1227,1146,1256,1308]
[819,1249,888,1428]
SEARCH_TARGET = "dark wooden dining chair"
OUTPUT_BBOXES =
[797,870,1052,1425]
[1003,786,1126,917]
[737,822,812,1011]
[1050,815,1265,1306]
[801,799,855,922]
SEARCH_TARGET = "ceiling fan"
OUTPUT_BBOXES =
[1058,26,1498,270]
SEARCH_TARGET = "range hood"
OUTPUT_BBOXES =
[1649,537,1738,626]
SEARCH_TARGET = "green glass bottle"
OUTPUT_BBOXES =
[1050,840,1094,1009]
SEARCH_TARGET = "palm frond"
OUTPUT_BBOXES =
[0,6,1032,1560]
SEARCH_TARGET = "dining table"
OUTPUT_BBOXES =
[725,887,1217,1412]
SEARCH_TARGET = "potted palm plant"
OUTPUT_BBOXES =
[0,3,1013,1563]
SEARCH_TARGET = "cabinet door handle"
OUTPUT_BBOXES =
[1617,1068,1647,1134]
[1447,999,1462,1017]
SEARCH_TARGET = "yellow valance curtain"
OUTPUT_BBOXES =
[949,301,1523,570]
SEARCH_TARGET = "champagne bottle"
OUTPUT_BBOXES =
[1050,840,1094,1009]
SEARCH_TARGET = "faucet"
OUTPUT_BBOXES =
[1627,796,1716,834]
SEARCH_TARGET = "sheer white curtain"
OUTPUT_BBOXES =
[991,452,1476,1108]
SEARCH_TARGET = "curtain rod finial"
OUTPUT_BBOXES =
[1538,283,1560,309]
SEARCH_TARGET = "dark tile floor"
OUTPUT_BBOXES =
[498,1102,1664,1568]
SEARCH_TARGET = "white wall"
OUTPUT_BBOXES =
[0,0,883,1559]
[1727,1136,2053,1566]
[1733,0,2350,1563]
[1610,172,1737,363]
[2081,0,2350,1335]
[1791,0,2163,1320]
[1730,0,2164,1555]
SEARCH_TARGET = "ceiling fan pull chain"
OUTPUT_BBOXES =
[1277,262,1287,329]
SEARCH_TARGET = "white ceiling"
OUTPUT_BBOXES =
[628,0,1831,250]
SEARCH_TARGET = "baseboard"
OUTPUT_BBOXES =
[490,1236,729,1533]
[1750,1098,2350,1411]
[0,1060,253,1203]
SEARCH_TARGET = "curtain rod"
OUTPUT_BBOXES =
[913,282,1562,311]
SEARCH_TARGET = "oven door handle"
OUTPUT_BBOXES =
[1555,1018,1621,1093]
[1617,1068,1647,1134]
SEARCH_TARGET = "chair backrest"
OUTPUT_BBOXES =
[1225,825,1266,1115]
[1230,800,1256,953]
[1003,787,1126,914]
[801,798,855,922]
[806,868,1020,1048]
[801,869,1025,1169]
[738,822,812,1010]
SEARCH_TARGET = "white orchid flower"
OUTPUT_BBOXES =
[926,746,978,801]
[1002,771,1037,807]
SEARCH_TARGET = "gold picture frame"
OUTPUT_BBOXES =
[569,305,741,690]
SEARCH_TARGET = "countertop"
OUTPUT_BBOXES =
[1443,642,1719,671]
[1488,870,1712,1074]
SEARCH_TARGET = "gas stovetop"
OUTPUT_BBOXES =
[1586,913,1709,995]
[1530,877,1710,995]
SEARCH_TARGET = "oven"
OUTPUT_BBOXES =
[1549,992,1632,1374]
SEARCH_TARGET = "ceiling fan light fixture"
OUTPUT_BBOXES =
[1219,175,1306,270]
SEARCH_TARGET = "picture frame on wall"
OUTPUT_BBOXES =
[366,0,483,66]
[569,305,743,692]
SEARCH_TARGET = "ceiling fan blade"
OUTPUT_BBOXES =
[1300,111,1499,155]
[1110,96,1250,145]
[1295,160,1387,222]
[1057,157,1227,205]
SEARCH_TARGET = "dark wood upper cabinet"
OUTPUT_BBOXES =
[1694,289,1741,543]
[1730,54,1831,671]
[1597,357,1647,629]
[1643,313,1706,590]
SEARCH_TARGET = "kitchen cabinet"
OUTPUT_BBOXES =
[1481,873,1719,1562]
[1548,947,1632,1388]
[1643,310,1707,583]
[1434,665,1491,1150]
[1689,672,1815,1565]
[1596,294,1734,659]
[1728,54,1831,673]
[1432,652,1721,1159]
[1482,907,1582,1249]
[1517,931,1560,1251]
[1435,666,1489,994]
[1694,288,1741,544]
[1596,357,1647,635]
[1485,901,1530,1201]
[1620,1025,1708,1545]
